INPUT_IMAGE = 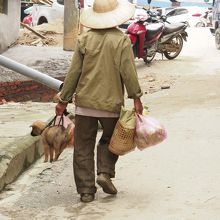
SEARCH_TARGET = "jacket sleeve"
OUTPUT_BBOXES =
[59,39,84,103]
[119,37,143,99]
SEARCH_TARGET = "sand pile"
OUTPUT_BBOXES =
[18,19,64,47]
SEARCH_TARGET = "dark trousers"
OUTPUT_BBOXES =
[74,115,119,194]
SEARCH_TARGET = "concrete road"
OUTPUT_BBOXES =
[1,27,220,220]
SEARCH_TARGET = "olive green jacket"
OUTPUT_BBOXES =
[60,28,142,113]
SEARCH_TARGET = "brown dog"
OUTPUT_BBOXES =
[30,120,74,163]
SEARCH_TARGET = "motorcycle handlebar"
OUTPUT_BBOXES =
[146,9,169,24]
[134,6,170,24]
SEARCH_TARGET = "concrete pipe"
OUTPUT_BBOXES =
[0,55,63,91]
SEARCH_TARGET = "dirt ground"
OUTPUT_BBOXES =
[1,22,175,97]
[0,27,220,219]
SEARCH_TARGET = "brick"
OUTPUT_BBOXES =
[0,82,8,87]
[1,79,59,102]
[10,85,18,90]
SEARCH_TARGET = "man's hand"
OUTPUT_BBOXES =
[55,102,68,116]
[134,98,143,115]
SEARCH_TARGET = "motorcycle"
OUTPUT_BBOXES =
[127,10,188,63]
[195,10,213,27]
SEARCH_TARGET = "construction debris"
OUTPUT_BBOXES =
[0,99,7,105]
[18,19,63,47]
[20,22,46,39]
[32,0,53,6]
[18,32,57,46]
[161,84,171,90]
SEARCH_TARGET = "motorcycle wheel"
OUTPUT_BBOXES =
[195,22,205,27]
[215,28,220,50]
[143,51,156,64]
[163,35,183,60]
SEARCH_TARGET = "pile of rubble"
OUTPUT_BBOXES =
[18,19,64,47]
[139,74,174,95]
[32,0,53,5]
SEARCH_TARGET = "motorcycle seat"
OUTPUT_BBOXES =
[145,23,164,41]
[163,22,186,35]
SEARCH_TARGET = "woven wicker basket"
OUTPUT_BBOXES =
[109,107,136,155]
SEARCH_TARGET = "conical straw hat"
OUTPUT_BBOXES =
[80,0,135,29]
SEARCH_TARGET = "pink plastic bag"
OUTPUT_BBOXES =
[134,114,167,150]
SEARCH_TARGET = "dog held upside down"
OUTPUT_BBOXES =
[30,119,74,163]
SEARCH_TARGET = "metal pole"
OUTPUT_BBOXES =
[0,55,63,91]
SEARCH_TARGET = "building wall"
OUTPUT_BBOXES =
[0,0,21,53]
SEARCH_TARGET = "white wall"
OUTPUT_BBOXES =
[0,0,21,53]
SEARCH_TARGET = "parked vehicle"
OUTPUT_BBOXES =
[127,9,188,63]
[22,6,33,26]
[119,8,149,29]
[210,0,220,49]
[155,7,174,16]
[165,6,208,27]
[21,0,33,22]
[31,0,92,26]
[32,0,64,26]
[22,14,32,26]
[195,9,213,27]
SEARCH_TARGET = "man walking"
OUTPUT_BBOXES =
[56,0,143,202]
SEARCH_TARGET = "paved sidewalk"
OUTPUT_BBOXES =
[0,101,75,191]
[1,74,220,219]
[0,45,73,191]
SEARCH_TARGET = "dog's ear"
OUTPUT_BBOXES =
[30,123,38,128]
[30,121,38,128]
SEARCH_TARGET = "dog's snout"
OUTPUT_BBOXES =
[31,131,37,136]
